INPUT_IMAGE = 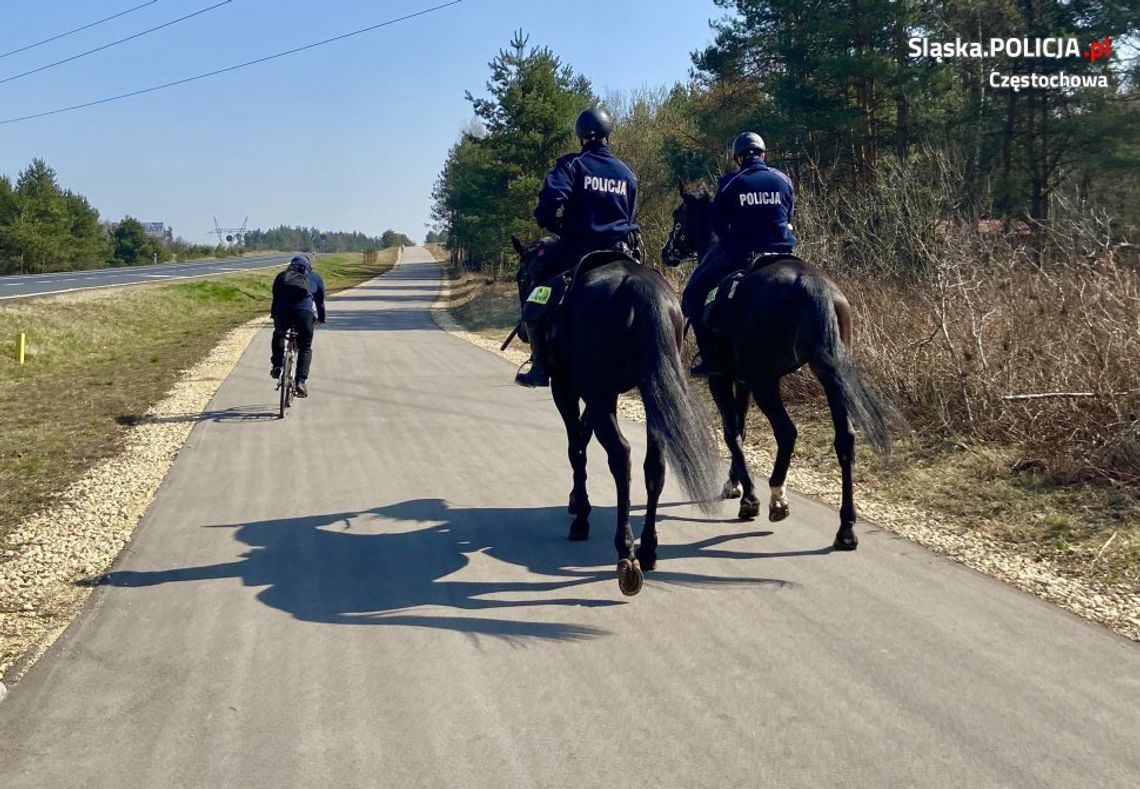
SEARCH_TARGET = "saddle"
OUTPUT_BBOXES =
[522,247,640,324]
[702,252,803,331]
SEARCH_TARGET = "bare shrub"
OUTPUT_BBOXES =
[793,151,1140,487]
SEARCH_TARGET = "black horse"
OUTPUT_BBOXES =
[511,235,719,595]
[662,181,896,550]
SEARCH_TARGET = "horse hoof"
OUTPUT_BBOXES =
[722,480,743,500]
[768,502,790,522]
[833,531,858,551]
[617,558,643,596]
[738,499,760,521]
[635,548,657,572]
[568,518,590,541]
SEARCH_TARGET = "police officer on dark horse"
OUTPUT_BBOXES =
[515,107,642,388]
[664,132,898,551]
[511,107,719,595]
[683,133,796,377]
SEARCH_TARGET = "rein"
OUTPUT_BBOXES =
[501,323,520,351]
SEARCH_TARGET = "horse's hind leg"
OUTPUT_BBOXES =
[635,430,665,572]
[724,379,751,499]
[587,400,641,596]
[552,377,591,541]
[810,361,858,550]
[709,375,759,520]
[753,380,796,522]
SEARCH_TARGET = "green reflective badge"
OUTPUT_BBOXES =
[705,287,718,306]
[528,285,553,305]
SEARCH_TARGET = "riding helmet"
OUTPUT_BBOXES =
[575,107,614,141]
[732,131,767,159]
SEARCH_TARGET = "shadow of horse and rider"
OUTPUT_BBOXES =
[93,498,822,643]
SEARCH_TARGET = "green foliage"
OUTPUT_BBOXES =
[112,217,162,266]
[433,31,595,269]
[244,225,409,253]
[167,240,236,261]
[0,159,111,274]
[380,229,415,248]
[692,0,1140,226]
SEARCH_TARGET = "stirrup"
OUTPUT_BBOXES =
[689,354,721,378]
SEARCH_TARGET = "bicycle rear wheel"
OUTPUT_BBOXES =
[279,351,294,418]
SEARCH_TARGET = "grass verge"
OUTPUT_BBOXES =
[433,257,1138,597]
[0,250,395,534]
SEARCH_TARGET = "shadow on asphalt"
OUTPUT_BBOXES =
[333,293,438,303]
[116,405,279,426]
[85,498,801,643]
[319,309,436,331]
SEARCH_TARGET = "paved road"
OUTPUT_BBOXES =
[0,254,295,300]
[1,247,1137,788]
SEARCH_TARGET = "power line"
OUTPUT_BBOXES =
[0,1,160,59]
[0,1,234,86]
[0,0,462,126]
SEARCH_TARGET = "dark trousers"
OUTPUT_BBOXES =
[681,243,739,321]
[271,309,316,380]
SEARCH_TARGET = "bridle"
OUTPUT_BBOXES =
[663,208,697,267]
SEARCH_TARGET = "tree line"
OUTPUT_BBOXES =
[243,226,413,254]
[433,2,1140,271]
[0,159,414,275]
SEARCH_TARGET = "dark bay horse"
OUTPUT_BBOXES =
[662,182,897,550]
[511,235,720,595]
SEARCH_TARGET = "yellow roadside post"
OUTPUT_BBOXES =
[17,333,25,365]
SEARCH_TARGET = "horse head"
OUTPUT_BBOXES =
[662,178,714,267]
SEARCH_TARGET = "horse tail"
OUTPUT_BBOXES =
[808,278,897,458]
[630,273,722,513]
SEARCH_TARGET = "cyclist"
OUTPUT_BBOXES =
[270,254,325,397]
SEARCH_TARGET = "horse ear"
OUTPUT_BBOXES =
[677,178,688,198]
[511,235,525,255]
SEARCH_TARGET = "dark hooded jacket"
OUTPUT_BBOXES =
[271,255,326,321]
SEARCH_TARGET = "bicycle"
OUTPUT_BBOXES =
[277,327,298,419]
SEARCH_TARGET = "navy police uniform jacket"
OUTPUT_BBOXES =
[534,140,639,260]
[272,258,327,322]
[712,155,797,257]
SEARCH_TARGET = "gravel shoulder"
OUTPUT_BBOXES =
[430,264,1140,642]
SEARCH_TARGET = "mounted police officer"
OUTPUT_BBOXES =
[684,132,797,377]
[515,106,641,388]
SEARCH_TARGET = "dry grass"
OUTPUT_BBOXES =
[790,155,1140,489]
[0,251,395,534]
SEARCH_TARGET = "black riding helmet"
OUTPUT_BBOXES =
[732,131,767,160]
[575,107,614,142]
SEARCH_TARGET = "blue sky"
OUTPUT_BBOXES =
[0,0,724,243]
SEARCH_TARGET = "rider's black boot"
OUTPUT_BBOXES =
[515,321,550,387]
[689,320,723,378]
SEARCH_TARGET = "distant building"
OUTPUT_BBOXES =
[141,222,170,242]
